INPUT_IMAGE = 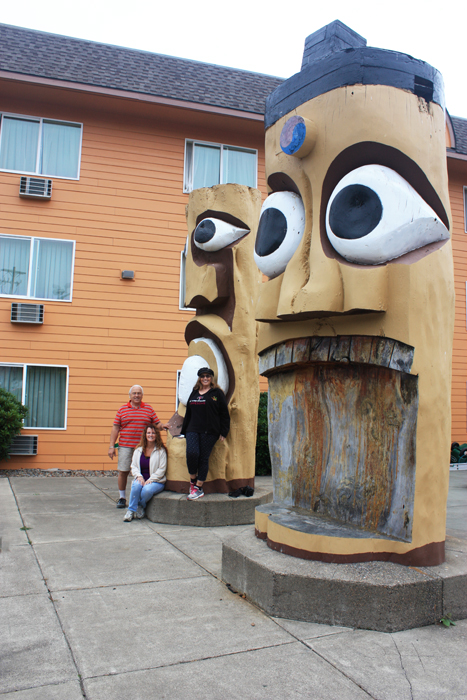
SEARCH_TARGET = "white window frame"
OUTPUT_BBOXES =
[0,362,69,430]
[179,237,195,311]
[183,138,257,193]
[0,112,83,180]
[176,370,181,411]
[0,233,76,302]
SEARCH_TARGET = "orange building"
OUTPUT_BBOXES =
[0,24,280,470]
[447,115,467,443]
[0,24,466,470]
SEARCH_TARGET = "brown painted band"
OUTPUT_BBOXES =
[165,478,255,495]
[255,529,268,540]
[265,536,445,566]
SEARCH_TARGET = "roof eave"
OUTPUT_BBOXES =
[447,149,467,162]
[0,70,265,122]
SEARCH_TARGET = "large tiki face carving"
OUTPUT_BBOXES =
[254,22,454,565]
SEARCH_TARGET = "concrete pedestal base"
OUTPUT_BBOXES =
[146,486,273,527]
[222,529,467,632]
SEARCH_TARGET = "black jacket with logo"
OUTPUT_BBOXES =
[181,387,230,438]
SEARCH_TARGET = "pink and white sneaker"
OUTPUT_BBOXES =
[187,485,204,500]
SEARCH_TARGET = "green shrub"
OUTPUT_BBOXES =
[0,388,28,462]
[451,442,467,464]
[255,392,271,476]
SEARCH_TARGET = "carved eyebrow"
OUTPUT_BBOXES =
[321,142,449,229]
[195,209,248,230]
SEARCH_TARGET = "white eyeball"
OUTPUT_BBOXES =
[254,191,305,278]
[326,165,449,265]
[193,218,249,252]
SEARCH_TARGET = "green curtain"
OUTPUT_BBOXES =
[222,146,256,187]
[0,235,30,296]
[0,116,39,173]
[32,238,73,301]
[24,366,67,428]
[41,121,81,178]
[193,144,221,189]
[0,366,23,402]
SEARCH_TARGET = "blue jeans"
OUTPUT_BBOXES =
[128,480,164,512]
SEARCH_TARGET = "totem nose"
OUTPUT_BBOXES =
[194,220,216,244]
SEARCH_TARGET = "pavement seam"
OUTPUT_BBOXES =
[47,573,210,595]
[8,477,89,700]
[304,642,378,699]
[269,621,377,699]
[83,474,119,505]
[0,679,81,697]
[81,639,298,681]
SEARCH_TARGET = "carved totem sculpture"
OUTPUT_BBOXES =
[254,21,454,565]
[166,184,262,493]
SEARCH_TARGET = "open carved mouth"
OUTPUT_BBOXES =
[258,335,418,544]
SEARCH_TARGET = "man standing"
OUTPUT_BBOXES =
[109,385,162,508]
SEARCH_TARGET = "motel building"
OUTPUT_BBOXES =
[0,23,466,471]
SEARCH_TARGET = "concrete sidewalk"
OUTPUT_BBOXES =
[1,473,466,699]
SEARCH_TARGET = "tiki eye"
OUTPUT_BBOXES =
[193,218,249,252]
[326,165,449,265]
[254,191,305,278]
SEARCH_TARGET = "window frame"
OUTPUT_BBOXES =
[0,233,76,302]
[0,112,83,180]
[183,138,257,193]
[179,237,195,311]
[0,362,69,430]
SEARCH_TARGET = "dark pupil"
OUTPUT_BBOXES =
[194,219,216,243]
[329,184,383,240]
[255,208,287,257]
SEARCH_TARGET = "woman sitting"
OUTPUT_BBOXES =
[181,367,230,500]
[123,423,167,521]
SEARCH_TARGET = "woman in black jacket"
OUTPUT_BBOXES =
[181,367,230,500]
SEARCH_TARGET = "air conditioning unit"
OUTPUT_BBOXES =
[11,303,44,324]
[19,176,53,199]
[9,435,38,456]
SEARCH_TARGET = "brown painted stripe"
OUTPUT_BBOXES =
[264,536,445,567]
[165,478,255,495]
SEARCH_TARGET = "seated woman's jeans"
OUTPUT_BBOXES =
[128,480,164,512]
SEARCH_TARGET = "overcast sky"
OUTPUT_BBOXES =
[1,0,463,118]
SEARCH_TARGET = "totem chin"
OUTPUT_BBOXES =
[254,21,454,565]
[166,184,262,493]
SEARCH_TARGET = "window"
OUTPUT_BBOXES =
[184,139,257,192]
[0,364,68,429]
[0,235,75,301]
[0,113,82,179]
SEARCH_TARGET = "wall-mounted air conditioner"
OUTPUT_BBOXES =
[9,435,38,456]
[19,176,52,199]
[11,303,44,324]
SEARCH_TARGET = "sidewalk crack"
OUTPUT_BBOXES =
[392,635,414,700]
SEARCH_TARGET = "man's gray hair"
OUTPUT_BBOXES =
[129,385,144,396]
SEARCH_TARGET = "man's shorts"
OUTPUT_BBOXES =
[117,446,134,472]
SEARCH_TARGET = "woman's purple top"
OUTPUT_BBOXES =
[140,452,150,482]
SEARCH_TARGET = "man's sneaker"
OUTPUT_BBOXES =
[135,505,145,519]
[123,510,134,522]
[116,498,126,509]
[187,485,204,500]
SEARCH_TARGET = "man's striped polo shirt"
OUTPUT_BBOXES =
[113,401,160,448]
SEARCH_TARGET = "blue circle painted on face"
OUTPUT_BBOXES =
[280,116,307,155]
